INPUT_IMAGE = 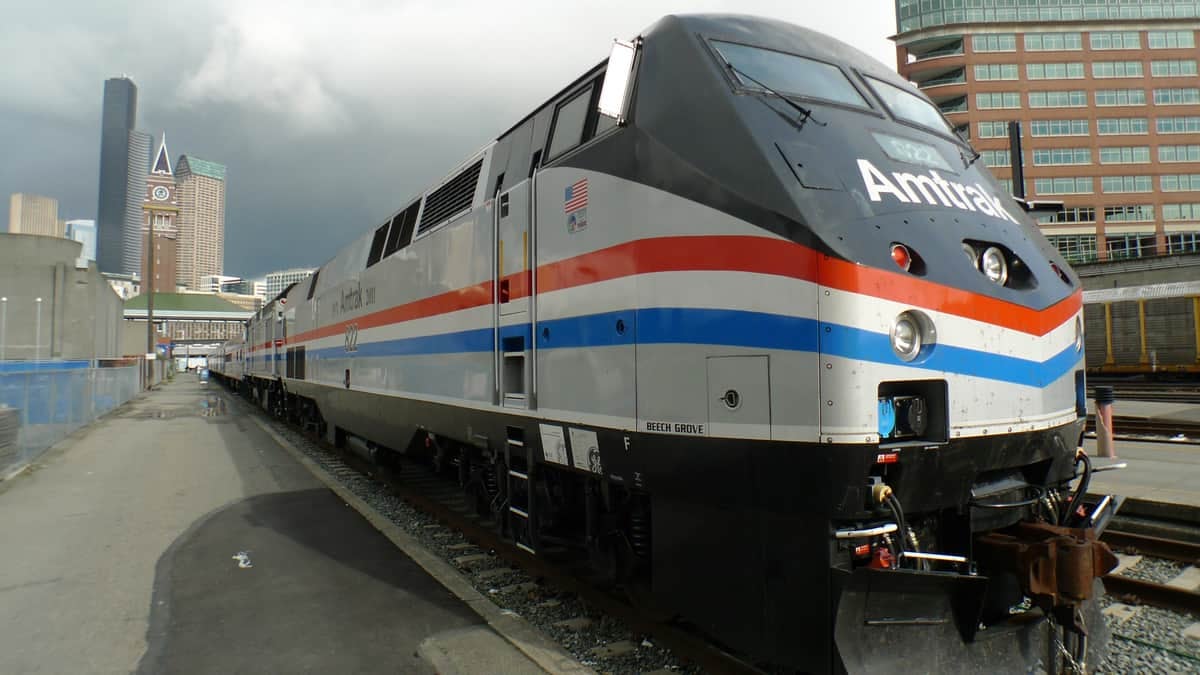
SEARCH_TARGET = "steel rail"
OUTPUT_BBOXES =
[1101,575,1200,616]
[1102,530,1200,564]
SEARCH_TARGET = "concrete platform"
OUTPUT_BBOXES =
[1084,436,1200,508]
[0,377,554,674]
[1086,398,1200,423]
[1079,399,1200,509]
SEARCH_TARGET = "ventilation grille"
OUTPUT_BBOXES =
[417,159,482,234]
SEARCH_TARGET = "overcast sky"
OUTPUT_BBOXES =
[0,1,898,279]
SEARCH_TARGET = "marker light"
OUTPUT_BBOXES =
[891,313,922,361]
[981,246,1008,286]
[891,244,912,272]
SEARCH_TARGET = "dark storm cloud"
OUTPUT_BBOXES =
[0,1,896,279]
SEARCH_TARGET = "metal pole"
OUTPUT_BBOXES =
[1094,386,1116,458]
[146,216,155,388]
[1,297,7,361]
[1007,120,1025,199]
[35,297,42,362]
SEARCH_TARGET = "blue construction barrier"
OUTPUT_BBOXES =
[0,362,139,475]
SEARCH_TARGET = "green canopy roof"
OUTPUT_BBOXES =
[124,292,244,313]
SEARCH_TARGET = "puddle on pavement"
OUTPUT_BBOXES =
[200,395,227,417]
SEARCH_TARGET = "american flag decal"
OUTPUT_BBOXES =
[564,178,588,212]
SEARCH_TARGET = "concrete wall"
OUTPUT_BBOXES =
[0,233,124,360]
[1076,253,1200,291]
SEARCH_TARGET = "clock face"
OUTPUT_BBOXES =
[152,186,169,201]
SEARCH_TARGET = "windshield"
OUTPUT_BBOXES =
[711,40,868,108]
[865,76,954,134]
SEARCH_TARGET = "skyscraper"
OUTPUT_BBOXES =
[65,220,97,260]
[7,193,61,236]
[894,0,1200,264]
[96,77,150,275]
[174,155,226,289]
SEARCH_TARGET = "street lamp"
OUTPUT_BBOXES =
[35,297,43,362]
[1,297,7,361]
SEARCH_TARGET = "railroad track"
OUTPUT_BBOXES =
[379,461,763,674]
[1101,529,1200,616]
[1085,414,1200,440]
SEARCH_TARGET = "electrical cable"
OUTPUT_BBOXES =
[1064,453,1092,526]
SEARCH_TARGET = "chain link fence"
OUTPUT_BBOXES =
[0,360,140,476]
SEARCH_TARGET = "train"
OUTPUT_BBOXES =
[210,14,1120,673]
[1084,280,1200,375]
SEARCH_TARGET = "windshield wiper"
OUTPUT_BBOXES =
[962,146,981,169]
[726,64,826,129]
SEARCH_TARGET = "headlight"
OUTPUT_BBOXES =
[891,313,922,361]
[962,242,978,267]
[981,246,1008,286]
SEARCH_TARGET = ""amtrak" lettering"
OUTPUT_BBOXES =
[856,158,1020,225]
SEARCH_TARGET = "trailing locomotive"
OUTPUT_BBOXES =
[210,14,1119,673]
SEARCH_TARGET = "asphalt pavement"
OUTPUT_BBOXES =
[0,376,544,674]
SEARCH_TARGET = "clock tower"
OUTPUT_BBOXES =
[141,133,179,293]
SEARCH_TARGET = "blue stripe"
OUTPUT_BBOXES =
[637,308,820,351]
[0,360,91,374]
[820,323,1080,388]
[308,327,493,360]
[290,307,1079,387]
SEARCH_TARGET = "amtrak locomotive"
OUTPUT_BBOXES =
[211,14,1119,673]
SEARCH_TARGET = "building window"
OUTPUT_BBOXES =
[1034,177,1093,195]
[975,92,1021,109]
[1045,235,1097,265]
[1030,119,1089,137]
[974,63,1019,80]
[978,120,1009,138]
[1151,60,1200,77]
[996,178,1014,195]
[1032,148,1091,166]
[1104,205,1155,223]
[1148,31,1196,49]
[1037,207,1096,225]
[1097,118,1148,135]
[1102,176,1153,193]
[1099,147,1151,164]
[1159,145,1200,163]
[1163,204,1200,221]
[980,150,1011,167]
[938,96,968,114]
[1106,235,1157,260]
[1094,89,1146,106]
[1092,61,1144,79]
[1026,62,1085,80]
[1157,117,1200,134]
[1167,233,1200,254]
[972,34,1016,52]
[1154,88,1200,105]
[1029,90,1087,108]
[1089,31,1142,50]
[1024,32,1082,51]
[1162,174,1200,192]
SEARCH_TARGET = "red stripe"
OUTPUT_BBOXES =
[248,235,1077,352]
